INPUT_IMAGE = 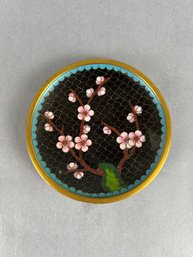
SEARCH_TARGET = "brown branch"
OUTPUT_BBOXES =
[61,125,64,134]
[71,89,84,106]
[101,101,140,173]
[117,101,140,172]
[80,120,84,136]
[70,149,104,176]
[87,77,110,104]
[43,115,64,135]
[117,146,136,173]
[129,101,139,130]
[42,114,102,176]
[102,122,121,136]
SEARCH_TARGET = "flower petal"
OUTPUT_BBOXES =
[77,114,83,120]
[81,134,88,140]
[88,110,94,116]
[58,135,65,142]
[116,136,123,143]
[120,143,126,150]
[128,132,135,139]
[84,104,91,111]
[135,130,142,136]
[84,115,91,122]
[66,135,72,141]
[128,139,135,146]
[56,142,63,149]
[86,139,92,146]
[62,146,69,153]
[126,143,133,149]
[140,135,146,142]
[81,145,88,152]
[75,143,81,150]
[68,141,74,148]
[96,80,101,85]
[75,136,81,143]
[78,106,84,113]
[121,132,128,139]
[136,141,142,148]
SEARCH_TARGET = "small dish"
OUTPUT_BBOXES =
[26,59,171,203]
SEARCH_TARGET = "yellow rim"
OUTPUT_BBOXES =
[26,58,172,204]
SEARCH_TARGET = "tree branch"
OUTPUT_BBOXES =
[70,149,104,176]
[117,102,140,172]
[42,115,103,176]
[129,101,139,130]
[101,101,140,173]
[87,77,110,104]
[117,146,136,172]
[80,120,84,136]
[43,115,64,135]
[102,122,121,136]
[71,89,84,106]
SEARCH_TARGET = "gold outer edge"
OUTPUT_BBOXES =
[26,58,172,204]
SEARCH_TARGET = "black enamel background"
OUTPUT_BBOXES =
[36,68,162,193]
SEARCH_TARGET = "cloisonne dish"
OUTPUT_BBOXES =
[26,59,171,203]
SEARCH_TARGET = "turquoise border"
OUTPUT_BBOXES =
[31,64,166,198]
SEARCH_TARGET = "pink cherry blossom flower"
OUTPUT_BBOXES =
[56,135,74,153]
[83,124,91,134]
[44,123,53,132]
[77,105,94,122]
[68,92,76,103]
[134,105,142,115]
[67,162,78,171]
[116,132,135,150]
[75,134,92,152]
[103,126,112,135]
[73,171,84,179]
[97,87,106,96]
[128,130,146,148]
[127,113,134,123]
[44,111,54,119]
[86,88,94,98]
[96,76,105,85]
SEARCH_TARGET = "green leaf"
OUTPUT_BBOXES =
[99,163,126,192]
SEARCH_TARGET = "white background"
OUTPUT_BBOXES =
[0,0,193,256]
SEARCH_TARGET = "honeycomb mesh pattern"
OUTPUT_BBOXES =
[36,68,162,193]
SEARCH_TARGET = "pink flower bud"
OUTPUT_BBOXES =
[86,88,94,97]
[73,171,84,179]
[127,113,134,123]
[97,87,106,96]
[103,126,112,135]
[44,111,54,119]
[68,92,76,103]
[96,76,105,85]
[44,123,53,132]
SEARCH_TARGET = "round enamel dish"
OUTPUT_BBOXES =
[26,59,171,203]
